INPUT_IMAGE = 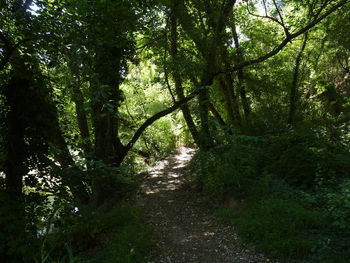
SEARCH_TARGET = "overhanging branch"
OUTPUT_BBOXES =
[219,0,349,75]
[124,88,200,154]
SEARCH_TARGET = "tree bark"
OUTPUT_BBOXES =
[219,75,241,126]
[220,46,242,126]
[232,22,251,123]
[68,58,93,157]
[208,102,226,127]
[198,71,214,149]
[1,57,29,263]
[288,32,309,125]
[91,46,125,165]
[169,1,200,145]
[175,0,237,148]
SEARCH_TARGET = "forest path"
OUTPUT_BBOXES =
[137,147,275,263]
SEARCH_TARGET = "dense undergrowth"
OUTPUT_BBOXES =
[36,202,150,263]
[0,162,151,263]
[190,126,350,262]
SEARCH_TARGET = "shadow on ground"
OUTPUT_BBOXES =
[138,147,277,263]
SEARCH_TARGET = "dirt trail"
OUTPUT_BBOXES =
[137,147,276,263]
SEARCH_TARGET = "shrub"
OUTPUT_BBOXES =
[264,129,350,189]
[191,131,350,262]
[216,198,327,259]
[190,135,265,201]
[309,179,350,263]
[80,203,151,263]
[42,202,151,263]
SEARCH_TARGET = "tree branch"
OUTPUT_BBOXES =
[124,88,200,153]
[176,0,207,56]
[220,0,349,75]
[246,0,290,37]
[208,102,226,126]
[272,0,286,25]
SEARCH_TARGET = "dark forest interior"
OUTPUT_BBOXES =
[1,0,350,262]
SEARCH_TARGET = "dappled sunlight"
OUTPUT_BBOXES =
[175,147,196,162]
[139,146,279,263]
[139,147,196,195]
[179,230,217,244]
[168,172,180,178]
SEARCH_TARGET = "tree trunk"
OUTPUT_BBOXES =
[89,46,126,204]
[68,59,93,157]
[169,2,200,145]
[91,47,125,165]
[208,102,226,127]
[3,77,27,196]
[288,32,309,125]
[1,62,28,263]
[219,67,242,126]
[198,70,214,149]
[232,23,251,124]
[175,0,235,149]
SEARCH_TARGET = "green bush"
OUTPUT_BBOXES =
[82,204,151,263]
[216,198,327,259]
[190,135,264,201]
[42,202,151,263]
[326,179,350,232]
[309,179,350,263]
[191,131,350,262]
[264,129,350,189]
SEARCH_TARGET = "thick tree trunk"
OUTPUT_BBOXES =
[288,33,309,125]
[169,3,200,145]
[1,64,28,263]
[198,70,214,149]
[89,47,126,204]
[3,76,27,198]
[91,47,125,165]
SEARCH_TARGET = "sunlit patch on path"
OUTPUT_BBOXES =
[138,147,277,263]
[140,147,196,194]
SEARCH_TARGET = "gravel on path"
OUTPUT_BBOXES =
[137,147,280,263]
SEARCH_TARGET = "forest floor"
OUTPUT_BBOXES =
[137,147,279,263]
